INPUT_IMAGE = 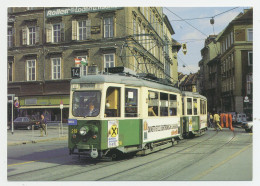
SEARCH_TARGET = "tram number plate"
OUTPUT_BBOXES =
[71,129,78,134]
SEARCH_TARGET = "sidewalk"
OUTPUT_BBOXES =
[7,123,68,146]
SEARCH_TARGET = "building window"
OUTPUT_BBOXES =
[133,18,136,37]
[28,26,36,45]
[27,59,36,81]
[76,56,88,76]
[53,24,61,43]
[104,17,114,38]
[22,26,39,45]
[8,62,13,82]
[230,31,234,45]
[247,28,253,41]
[8,27,13,48]
[248,51,253,66]
[247,74,252,95]
[104,53,115,68]
[46,23,65,43]
[52,58,61,79]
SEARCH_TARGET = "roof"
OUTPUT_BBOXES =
[163,14,175,35]
[71,74,182,94]
[182,91,207,100]
[216,8,253,42]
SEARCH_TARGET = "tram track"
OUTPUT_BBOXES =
[55,130,219,181]
[8,130,232,181]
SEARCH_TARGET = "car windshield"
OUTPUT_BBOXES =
[72,91,101,117]
[14,117,23,122]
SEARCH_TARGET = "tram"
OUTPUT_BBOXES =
[68,67,207,159]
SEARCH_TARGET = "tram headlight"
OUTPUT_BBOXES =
[79,126,89,136]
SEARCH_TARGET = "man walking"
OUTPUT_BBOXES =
[213,112,223,131]
[37,114,47,136]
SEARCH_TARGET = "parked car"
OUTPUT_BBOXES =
[228,112,247,124]
[8,117,39,130]
[242,121,253,133]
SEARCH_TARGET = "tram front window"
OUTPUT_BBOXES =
[72,91,101,117]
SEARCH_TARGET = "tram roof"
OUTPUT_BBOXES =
[182,91,207,100]
[71,74,181,94]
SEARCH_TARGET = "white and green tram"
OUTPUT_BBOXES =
[68,67,207,159]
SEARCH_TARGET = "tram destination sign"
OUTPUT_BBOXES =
[71,67,80,79]
[46,7,123,18]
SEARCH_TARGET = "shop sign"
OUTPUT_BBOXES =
[91,26,101,34]
[244,96,249,102]
[46,7,122,18]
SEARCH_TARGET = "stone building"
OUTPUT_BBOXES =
[216,8,253,116]
[198,35,221,113]
[7,7,179,121]
[198,8,253,116]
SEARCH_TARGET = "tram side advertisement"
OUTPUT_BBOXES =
[200,115,207,129]
[108,120,119,148]
[143,118,180,143]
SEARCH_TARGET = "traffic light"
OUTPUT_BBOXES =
[182,43,187,55]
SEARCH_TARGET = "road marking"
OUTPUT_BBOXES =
[8,160,38,167]
[191,144,252,181]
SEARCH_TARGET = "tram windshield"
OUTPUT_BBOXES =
[72,91,101,117]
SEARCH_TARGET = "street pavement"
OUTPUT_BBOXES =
[7,123,68,146]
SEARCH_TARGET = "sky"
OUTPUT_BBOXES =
[163,7,251,74]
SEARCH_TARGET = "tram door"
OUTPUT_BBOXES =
[105,87,121,117]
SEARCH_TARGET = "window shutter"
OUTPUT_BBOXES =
[61,23,65,42]
[86,19,91,39]
[72,20,77,40]
[22,27,27,45]
[46,24,52,43]
[35,26,40,44]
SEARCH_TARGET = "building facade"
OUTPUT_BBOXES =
[7,7,179,121]
[216,8,253,116]
[198,8,253,116]
[198,35,221,113]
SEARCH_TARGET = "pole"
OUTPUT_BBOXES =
[61,108,63,136]
[11,95,14,135]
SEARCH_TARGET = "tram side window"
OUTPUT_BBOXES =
[125,88,138,117]
[160,93,169,116]
[105,87,121,117]
[187,98,192,115]
[169,94,177,116]
[148,91,158,116]
[193,99,198,115]
[200,100,203,114]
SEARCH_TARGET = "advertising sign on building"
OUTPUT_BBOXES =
[46,7,122,18]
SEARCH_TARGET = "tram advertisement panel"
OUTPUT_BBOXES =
[108,120,119,148]
[200,115,207,129]
[143,118,180,143]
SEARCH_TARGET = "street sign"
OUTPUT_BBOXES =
[60,100,64,109]
[71,67,80,78]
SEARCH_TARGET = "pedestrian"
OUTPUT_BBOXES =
[213,111,222,131]
[209,113,213,128]
[37,114,47,137]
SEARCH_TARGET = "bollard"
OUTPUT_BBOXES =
[229,114,234,131]
[220,114,224,128]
